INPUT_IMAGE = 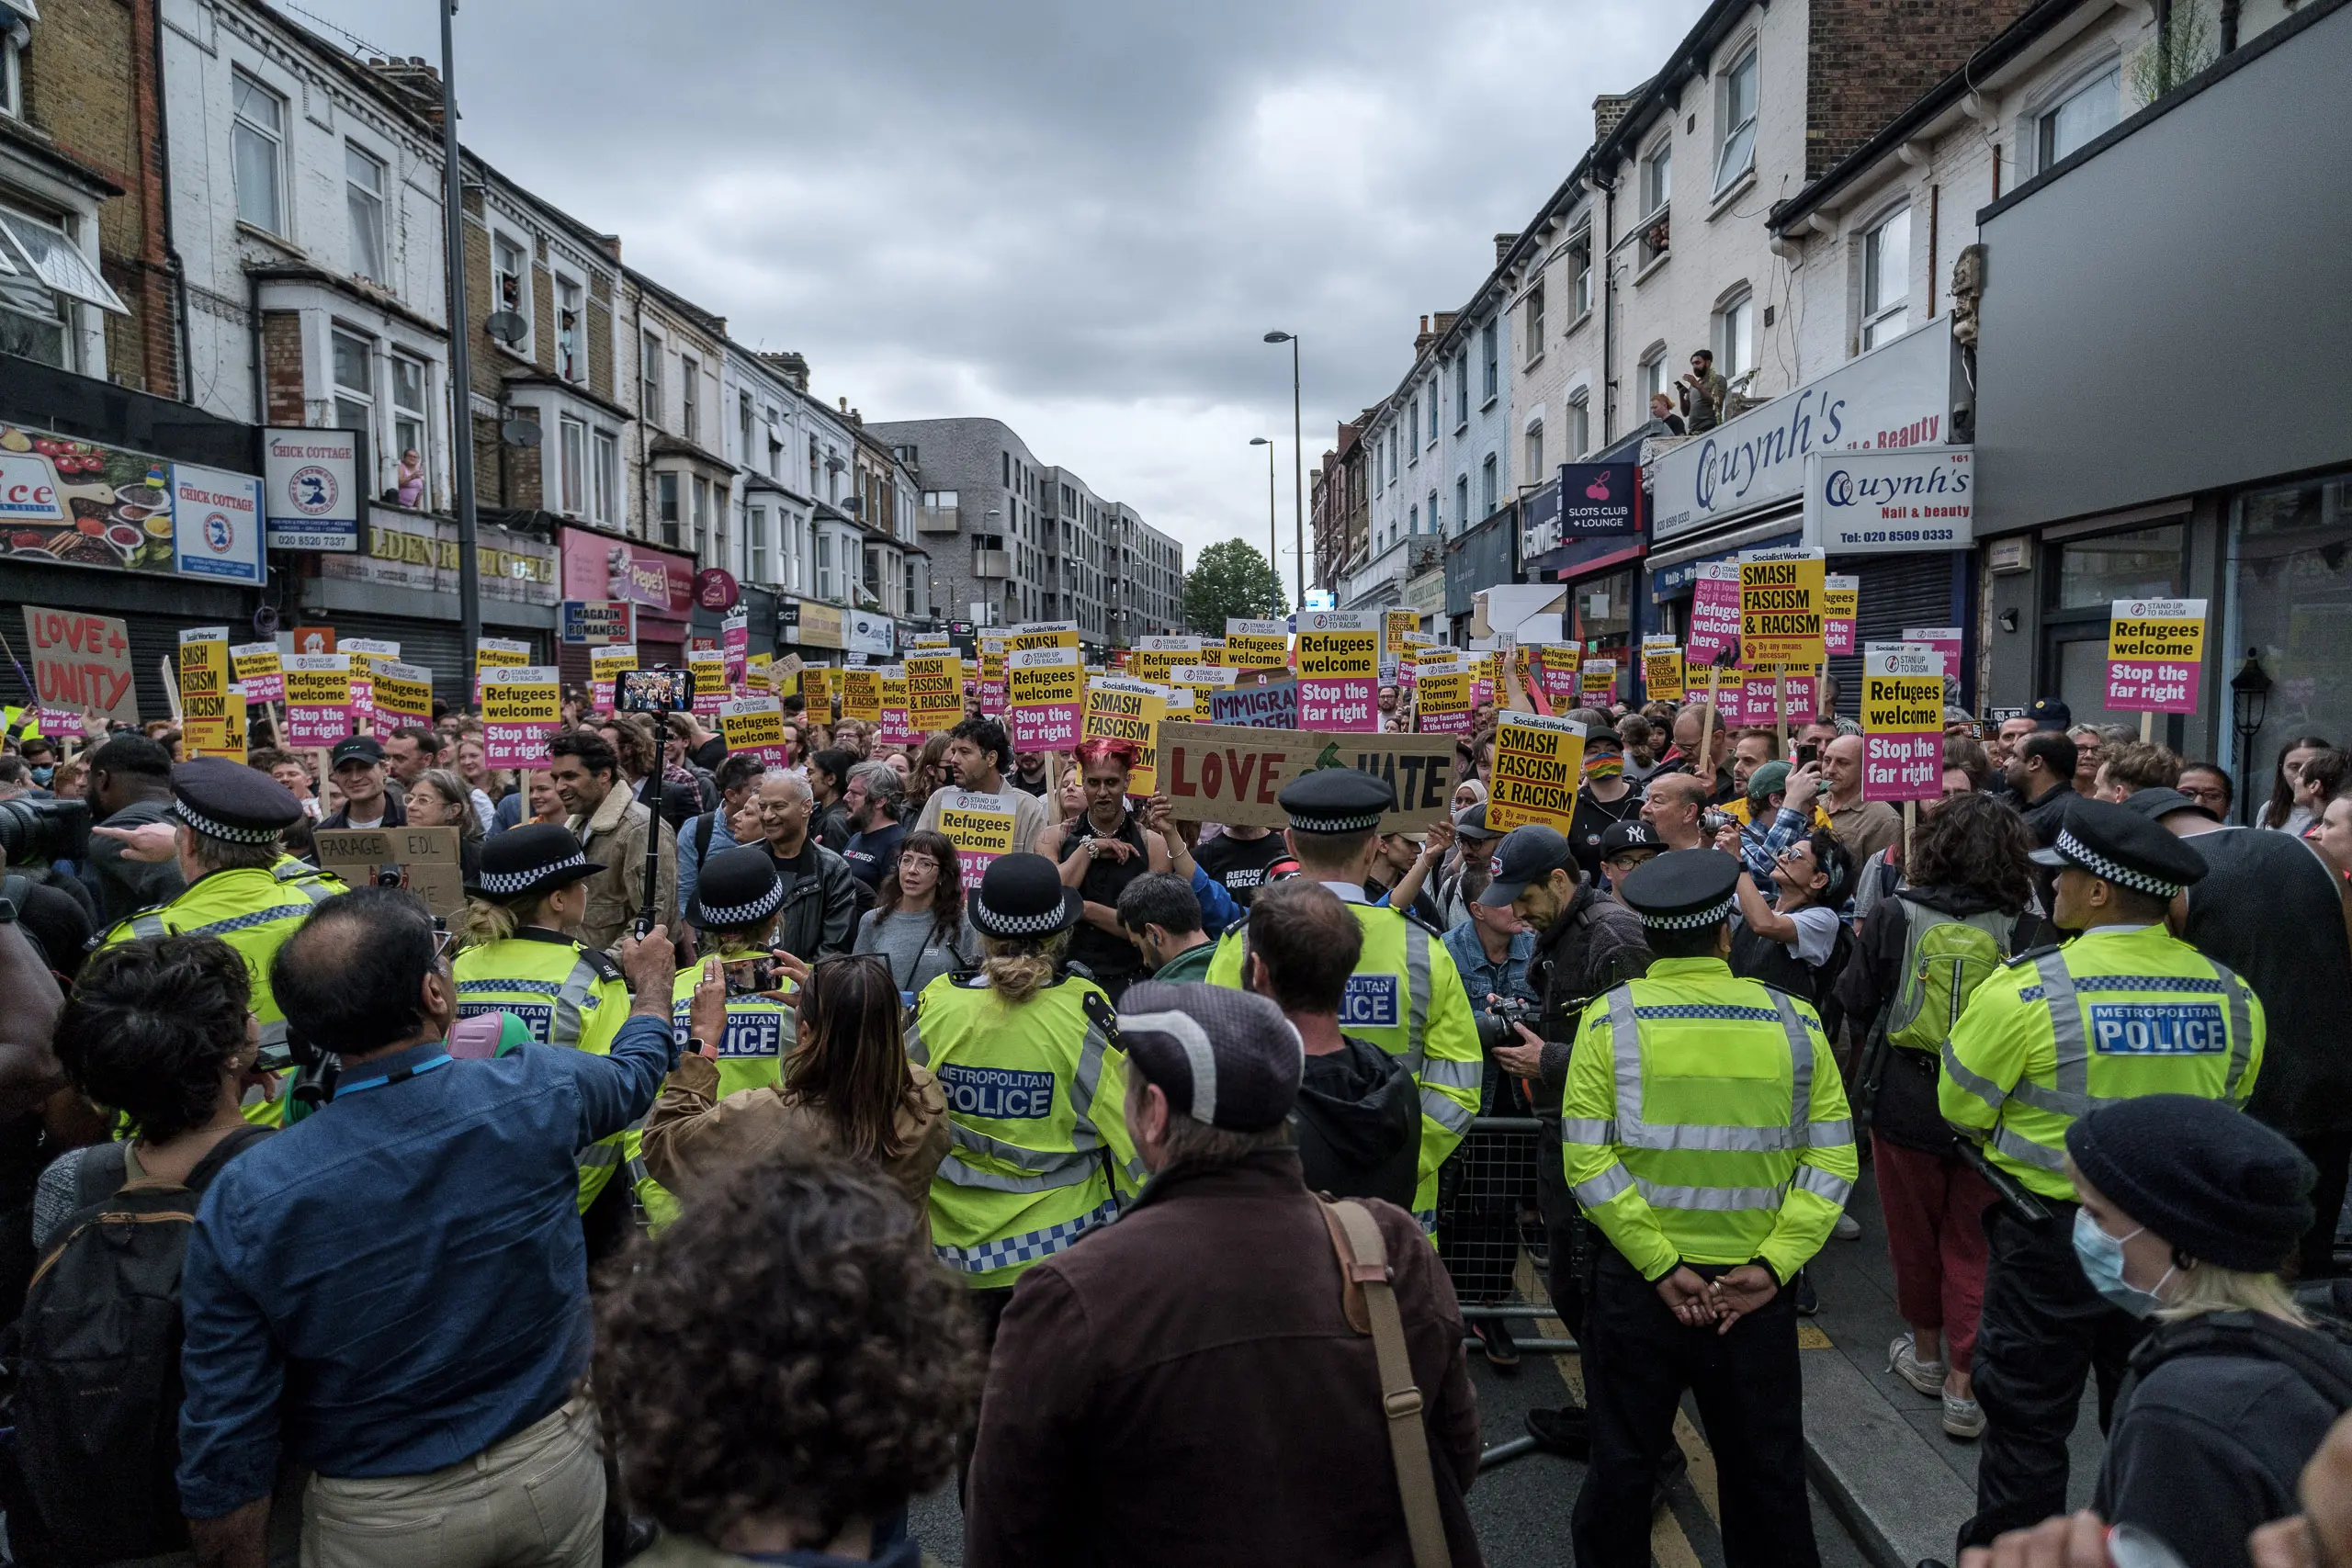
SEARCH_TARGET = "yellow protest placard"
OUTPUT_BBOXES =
[804,665,837,709]
[370,660,435,728]
[904,652,965,730]
[1385,609,1419,656]
[1738,547,1827,669]
[934,789,1019,890]
[184,688,249,761]
[1080,675,1168,795]
[842,667,883,722]
[1225,617,1292,671]
[230,641,283,703]
[1201,637,1227,669]
[718,696,790,763]
[1414,656,1474,737]
[1487,712,1589,833]
[1131,636,1201,685]
[1005,620,1080,657]
[1641,636,1685,703]
[177,627,232,750]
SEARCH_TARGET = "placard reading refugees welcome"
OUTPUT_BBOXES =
[2106,598,2207,715]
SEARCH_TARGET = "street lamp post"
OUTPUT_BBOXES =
[438,0,481,671]
[1264,331,1303,608]
[1249,436,1277,601]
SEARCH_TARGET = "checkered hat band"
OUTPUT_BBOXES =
[172,801,280,845]
[1639,894,1739,931]
[480,852,588,897]
[1289,811,1383,834]
[698,883,785,927]
[2053,829,2179,897]
[972,897,1068,936]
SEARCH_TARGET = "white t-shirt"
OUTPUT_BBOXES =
[1782,904,1842,968]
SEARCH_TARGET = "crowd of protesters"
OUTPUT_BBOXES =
[5,671,2352,1568]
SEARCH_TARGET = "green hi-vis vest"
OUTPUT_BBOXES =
[633,953,801,1230]
[101,858,347,1128]
[1940,922,2264,1201]
[1204,890,1481,1228]
[452,928,630,1213]
[1560,956,1859,1285]
[905,970,1141,1288]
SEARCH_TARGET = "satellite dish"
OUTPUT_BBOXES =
[502,419,542,448]
[485,310,529,345]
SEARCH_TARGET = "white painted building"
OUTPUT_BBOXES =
[163,0,454,504]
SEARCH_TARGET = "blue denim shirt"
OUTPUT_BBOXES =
[1441,919,1538,1013]
[176,1013,675,1517]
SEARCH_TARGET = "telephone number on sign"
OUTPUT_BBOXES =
[1834,527,1960,546]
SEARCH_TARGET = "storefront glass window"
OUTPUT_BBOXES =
[2054,525,2181,609]
[1569,568,1634,653]
[2234,472,2352,821]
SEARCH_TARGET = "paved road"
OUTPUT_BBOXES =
[908,1296,1871,1566]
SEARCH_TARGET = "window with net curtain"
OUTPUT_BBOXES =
[1862,207,1911,351]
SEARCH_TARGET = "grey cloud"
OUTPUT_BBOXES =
[293,0,1709,554]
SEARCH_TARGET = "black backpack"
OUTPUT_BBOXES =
[2129,1308,2352,1416]
[7,1126,272,1564]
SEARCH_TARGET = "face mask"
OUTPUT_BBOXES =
[30,766,53,786]
[2072,1207,2172,1317]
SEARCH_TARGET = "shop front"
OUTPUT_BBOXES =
[784,597,847,668]
[1972,1,2348,809]
[1443,504,1520,647]
[1525,450,1652,697]
[1646,321,1970,716]
[556,525,695,688]
[0,364,266,725]
[302,505,560,708]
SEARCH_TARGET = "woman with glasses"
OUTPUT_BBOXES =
[854,829,978,998]
[1730,827,1855,1031]
[449,824,639,1259]
[403,766,483,888]
[642,948,947,1234]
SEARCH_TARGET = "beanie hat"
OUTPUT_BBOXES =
[1116,980,1303,1134]
[2064,1095,2314,1273]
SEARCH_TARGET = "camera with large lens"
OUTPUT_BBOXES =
[0,796,91,866]
[1476,995,1544,1053]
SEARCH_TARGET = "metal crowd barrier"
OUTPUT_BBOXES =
[1442,1113,1577,1357]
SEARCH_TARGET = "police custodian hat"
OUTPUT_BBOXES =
[1277,768,1395,835]
[171,758,303,844]
[2030,796,2208,898]
[473,822,605,902]
[688,846,784,929]
[1618,848,1742,931]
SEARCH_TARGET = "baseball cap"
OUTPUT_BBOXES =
[1478,825,1577,906]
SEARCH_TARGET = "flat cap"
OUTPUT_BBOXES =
[1618,848,1741,931]
[1117,980,1303,1133]
[1277,767,1395,835]
[2030,795,2208,897]
[473,822,604,901]
[171,758,303,844]
[689,846,784,929]
[1479,824,1577,906]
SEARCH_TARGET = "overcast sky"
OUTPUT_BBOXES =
[292,0,1707,581]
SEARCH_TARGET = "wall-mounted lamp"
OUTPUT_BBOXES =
[1997,608,2018,634]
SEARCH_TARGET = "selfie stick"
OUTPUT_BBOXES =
[632,670,691,941]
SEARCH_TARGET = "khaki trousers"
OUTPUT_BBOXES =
[300,1397,604,1568]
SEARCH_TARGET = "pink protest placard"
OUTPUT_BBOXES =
[1688,562,1743,665]
[231,643,284,703]
[1297,680,1376,731]
[1862,646,1944,802]
[35,706,85,739]
[2105,599,2206,715]
[1900,627,1964,682]
[721,613,749,689]
[1534,648,1578,708]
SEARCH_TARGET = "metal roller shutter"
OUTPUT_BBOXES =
[1826,553,1962,720]
[323,614,473,712]
[122,612,199,728]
